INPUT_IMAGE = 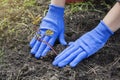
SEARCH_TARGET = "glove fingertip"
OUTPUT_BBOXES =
[69,63,77,68]
[30,49,36,55]
[60,40,67,45]
[52,60,58,66]
[35,53,41,59]
[68,42,74,46]
[58,63,65,67]
[29,42,34,48]
[59,33,67,45]
[29,37,36,48]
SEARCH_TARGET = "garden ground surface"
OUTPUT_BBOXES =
[0,0,120,80]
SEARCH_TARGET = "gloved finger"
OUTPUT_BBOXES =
[54,44,74,60]
[29,36,37,48]
[41,37,56,57]
[58,48,83,67]
[59,31,67,45]
[70,51,87,67]
[35,36,50,59]
[30,40,41,55]
[68,42,74,46]
[29,30,45,48]
[52,46,78,66]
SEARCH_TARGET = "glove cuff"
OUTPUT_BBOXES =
[94,20,114,38]
[47,5,65,17]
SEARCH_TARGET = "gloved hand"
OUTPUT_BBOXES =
[53,20,114,67]
[29,5,67,59]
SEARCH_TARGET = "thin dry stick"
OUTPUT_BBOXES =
[106,57,120,70]
[81,63,97,75]
[31,13,57,55]
[36,36,57,55]
[33,32,57,55]
[111,57,120,67]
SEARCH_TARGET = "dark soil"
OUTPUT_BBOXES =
[0,0,120,80]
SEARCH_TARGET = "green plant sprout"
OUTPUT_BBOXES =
[35,30,57,55]
[29,12,57,55]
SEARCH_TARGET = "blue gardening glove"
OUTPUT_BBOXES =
[29,5,67,59]
[53,20,114,67]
